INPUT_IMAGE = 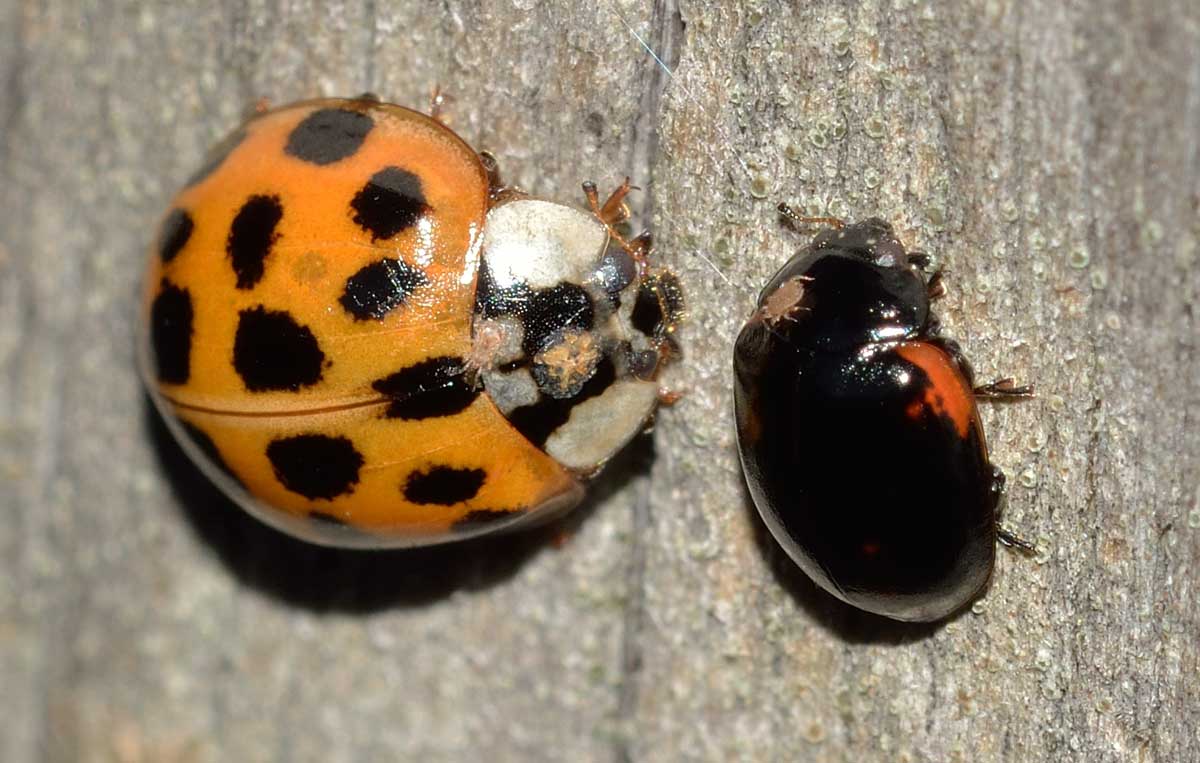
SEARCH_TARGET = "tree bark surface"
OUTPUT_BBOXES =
[1,1,1196,761]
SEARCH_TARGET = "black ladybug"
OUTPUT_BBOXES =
[733,205,1034,622]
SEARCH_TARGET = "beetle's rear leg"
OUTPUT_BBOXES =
[989,466,1038,555]
[975,377,1035,399]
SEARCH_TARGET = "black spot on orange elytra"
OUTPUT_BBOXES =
[158,209,194,264]
[404,466,486,505]
[284,108,374,165]
[339,258,429,321]
[266,434,363,500]
[350,166,429,241]
[233,306,325,392]
[150,278,193,384]
[227,195,283,290]
[371,357,478,420]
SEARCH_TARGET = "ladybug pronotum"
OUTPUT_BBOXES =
[734,208,1033,622]
[141,97,683,548]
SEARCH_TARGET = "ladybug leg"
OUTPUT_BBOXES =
[583,179,649,264]
[926,268,947,300]
[583,177,635,228]
[777,202,844,231]
[628,229,653,259]
[974,377,1035,399]
[478,150,511,202]
[997,525,1038,555]
[908,251,932,270]
[989,467,1038,555]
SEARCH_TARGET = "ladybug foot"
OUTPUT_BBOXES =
[997,524,1038,555]
[583,177,636,227]
[926,269,947,300]
[908,251,932,270]
[478,150,514,202]
[974,378,1035,399]
[584,179,655,263]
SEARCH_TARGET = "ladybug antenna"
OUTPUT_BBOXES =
[777,202,844,231]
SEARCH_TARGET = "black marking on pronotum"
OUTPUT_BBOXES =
[186,126,248,187]
[233,306,326,392]
[631,271,685,339]
[371,357,479,420]
[404,466,486,505]
[284,108,375,165]
[150,278,194,384]
[339,258,429,320]
[507,356,617,447]
[452,508,524,532]
[227,195,283,290]
[179,420,245,488]
[266,434,364,500]
[520,283,594,357]
[350,166,429,241]
[158,209,194,264]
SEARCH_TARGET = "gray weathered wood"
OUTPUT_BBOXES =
[1,1,1196,761]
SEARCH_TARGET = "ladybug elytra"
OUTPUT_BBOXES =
[141,97,682,548]
[733,207,1033,622]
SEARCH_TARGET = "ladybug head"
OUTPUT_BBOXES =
[470,197,681,472]
[812,218,913,271]
[744,216,932,352]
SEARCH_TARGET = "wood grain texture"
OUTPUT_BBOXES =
[1,1,1196,761]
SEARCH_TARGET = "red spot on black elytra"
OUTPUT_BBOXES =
[371,357,478,419]
[339,258,429,321]
[404,466,486,505]
[150,278,193,384]
[266,434,364,500]
[158,209,194,264]
[227,195,283,290]
[233,306,326,392]
[284,108,375,165]
[350,166,429,241]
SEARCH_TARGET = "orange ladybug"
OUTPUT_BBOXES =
[141,97,682,547]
